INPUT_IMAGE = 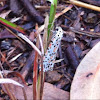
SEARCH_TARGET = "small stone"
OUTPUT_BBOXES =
[45,71,62,83]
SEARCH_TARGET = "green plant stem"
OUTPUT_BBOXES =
[48,0,57,39]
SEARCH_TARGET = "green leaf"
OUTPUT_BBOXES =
[0,17,25,34]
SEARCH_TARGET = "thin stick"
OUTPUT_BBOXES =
[40,55,44,100]
[33,32,40,100]
[35,5,66,10]
[39,34,44,55]
[55,4,73,19]
[43,14,49,52]
[70,27,100,37]
[69,0,100,12]
[0,50,11,68]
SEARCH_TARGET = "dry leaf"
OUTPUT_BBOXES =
[2,77,32,100]
[3,82,69,100]
[10,17,22,23]
[4,84,32,100]
[0,78,23,87]
[70,42,100,99]
[0,10,11,19]
[43,82,69,100]
[18,33,42,56]
[9,53,22,63]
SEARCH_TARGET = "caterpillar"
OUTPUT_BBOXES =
[40,27,63,72]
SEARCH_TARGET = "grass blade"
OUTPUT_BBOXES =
[0,17,26,34]
[48,0,57,39]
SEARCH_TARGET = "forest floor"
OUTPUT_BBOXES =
[0,0,100,99]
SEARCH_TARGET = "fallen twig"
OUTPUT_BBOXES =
[35,5,66,10]
[21,50,35,79]
[70,27,100,37]
[65,42,79,71]
[20,0,44,24]
[69,0,100,12]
